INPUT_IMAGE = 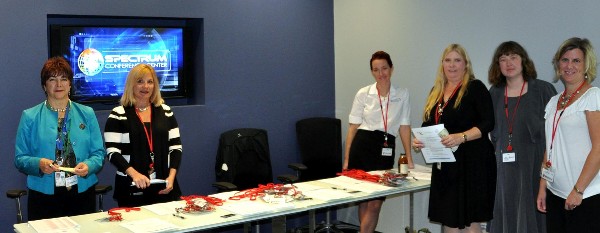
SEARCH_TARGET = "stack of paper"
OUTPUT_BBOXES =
[143,200,185,215]
[120,218,179,233]
[29,217,79,233]
[219,200,294,216]
[319,176,392,193]
[302,188,354,201]
[410,164,433,181]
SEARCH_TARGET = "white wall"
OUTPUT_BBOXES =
[334,0,600,232]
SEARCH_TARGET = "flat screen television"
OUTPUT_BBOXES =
[47,15,197,105]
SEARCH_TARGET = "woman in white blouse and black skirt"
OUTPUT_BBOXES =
[344,51,413,233]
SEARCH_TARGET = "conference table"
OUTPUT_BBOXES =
[14,171,430,233]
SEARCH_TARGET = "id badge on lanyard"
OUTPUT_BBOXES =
[541,167,555,182]
[381,147,393,156]
[377,88,392,157]
[502,152,516,162]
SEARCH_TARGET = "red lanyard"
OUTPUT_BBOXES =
[229,183,299,201]
[135,108,154,170]
[435,83,462,124]
[337,169,381,183]
[547,81,586,167]
[178,195,224,212]
[107,207,140,221]
[503,81,526,151]
[377,87,390,146]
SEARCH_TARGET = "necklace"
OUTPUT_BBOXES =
[559,81,586,109]
[435,83,462,124]
[46,100,68,112]
[136,106,149,112]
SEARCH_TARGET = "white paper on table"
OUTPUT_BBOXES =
[293,182,325,192]
[143,200,185,215]
[219,200,294,216]
[29,217,79,233]
[303,188,354,201]
[409,164,433,181]
[120,218,179,233]
[412,124,456,163]
[319,176,392,193]
[347,180,392,193]
[319,176,361,188]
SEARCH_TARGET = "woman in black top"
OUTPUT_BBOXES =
[413,44,496,232]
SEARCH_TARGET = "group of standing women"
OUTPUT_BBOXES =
[12,37,600,233]
[346,37,600,233]
[15,59,182,221]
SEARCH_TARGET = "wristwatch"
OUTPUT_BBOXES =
[461,133,467,143]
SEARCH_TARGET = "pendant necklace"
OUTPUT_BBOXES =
[435,83,462,124]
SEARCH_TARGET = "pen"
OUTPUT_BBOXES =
[173,213,186,219]
[331,187,347,191]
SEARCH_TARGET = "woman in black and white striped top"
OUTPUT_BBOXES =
[104,64,182,207]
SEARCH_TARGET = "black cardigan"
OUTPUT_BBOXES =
[105,104,182,200]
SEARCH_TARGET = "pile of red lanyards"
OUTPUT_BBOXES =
[338,169,403,186]
[228,183,300,201]
[179,195,224,212]
[338,169,381,183]
[107,207,141,221]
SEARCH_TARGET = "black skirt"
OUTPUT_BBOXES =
[348,129,396,171]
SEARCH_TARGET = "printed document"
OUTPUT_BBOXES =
[412,124,456,163]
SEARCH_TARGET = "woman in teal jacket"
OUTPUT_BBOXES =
[15,57,105,221]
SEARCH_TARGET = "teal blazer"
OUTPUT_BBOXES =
[15,101,105,195]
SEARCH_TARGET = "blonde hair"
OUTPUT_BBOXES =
[552,37,597,83]
[120,64,164,107]
[423,44,475,121]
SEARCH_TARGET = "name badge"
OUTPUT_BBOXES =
[502,152,516,162]
[66,175,78,187]
[381,147,393,156]
[55,172,66,187]
[541,167,555,182]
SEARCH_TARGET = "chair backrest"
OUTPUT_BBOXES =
[296,117,342,181]
[215,128,273,190]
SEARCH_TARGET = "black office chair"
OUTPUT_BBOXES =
[212,128,302,233]
[292,117,359,233]
[6,189,27,223]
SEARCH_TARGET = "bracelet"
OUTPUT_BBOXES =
[574,185,584,195]
[461,133,467,143]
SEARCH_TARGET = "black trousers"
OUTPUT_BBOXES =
[28,185,96,221]
[546,189,600,233]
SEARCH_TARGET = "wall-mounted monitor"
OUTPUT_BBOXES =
[48,15,199,106]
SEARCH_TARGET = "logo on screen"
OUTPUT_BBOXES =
[77,48,105,76]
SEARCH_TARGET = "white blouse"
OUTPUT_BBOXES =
[349,82,411,137]
[544,87,600,199]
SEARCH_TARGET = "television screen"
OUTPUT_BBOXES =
[48,16,193,105]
